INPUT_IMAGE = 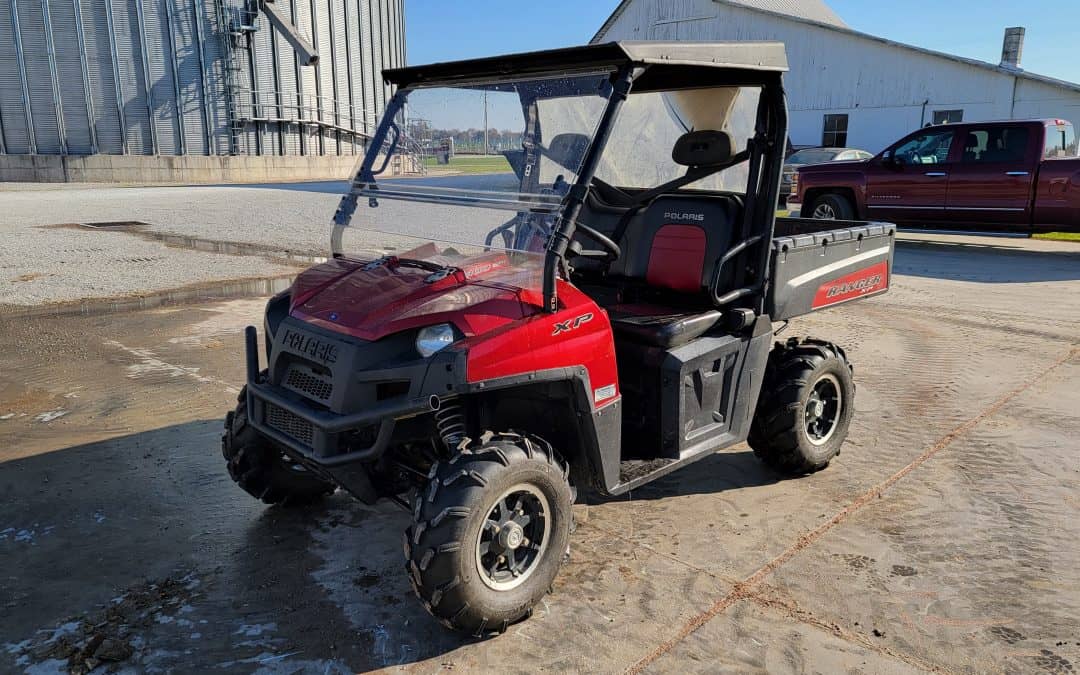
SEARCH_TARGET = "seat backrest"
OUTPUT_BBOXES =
[963,133,981,162]
[611,194,740,298]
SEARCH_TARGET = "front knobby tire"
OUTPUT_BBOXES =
[222,386,336,505]
[748,338,855,476]
[404,432,573,636]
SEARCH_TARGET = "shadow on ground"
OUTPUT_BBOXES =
[0,421,470,671]
[0,422,789,671]
[894,238,1080,283]
[588,450,781,505]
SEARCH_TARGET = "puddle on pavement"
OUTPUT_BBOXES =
[0,275,295,319]
[40,222,328,266]
[7,221,326,317]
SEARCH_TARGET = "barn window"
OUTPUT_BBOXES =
[822,114,848,147]
[933,110,964,124]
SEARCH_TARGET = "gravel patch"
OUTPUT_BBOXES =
[0,224,296,306]
[0,177,523,306]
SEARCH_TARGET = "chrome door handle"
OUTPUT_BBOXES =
[925,172,947,177]
[1006,171,1029,176]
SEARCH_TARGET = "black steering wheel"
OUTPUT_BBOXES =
[570,223,621,262]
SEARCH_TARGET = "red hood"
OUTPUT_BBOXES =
[289,252,544,341]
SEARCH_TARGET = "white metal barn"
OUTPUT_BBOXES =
[592,0,1080,153]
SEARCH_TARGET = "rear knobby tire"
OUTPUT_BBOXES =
[748,338,855,476]
[404,432,573,636]
[222,386,336,505]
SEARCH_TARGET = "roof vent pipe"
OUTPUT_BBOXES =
[1000,27,1025,69]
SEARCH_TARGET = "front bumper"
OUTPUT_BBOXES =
[242,325,453,466]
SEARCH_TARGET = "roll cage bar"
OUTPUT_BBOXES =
[333,42,789,318]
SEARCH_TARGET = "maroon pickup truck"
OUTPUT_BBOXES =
[788,119,1080,234]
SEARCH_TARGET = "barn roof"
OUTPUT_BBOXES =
[593,0,847,38]
[592,0,1080,95]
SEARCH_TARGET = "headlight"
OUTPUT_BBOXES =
[416,323,456,358]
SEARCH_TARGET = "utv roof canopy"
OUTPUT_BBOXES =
[382,41,789,92]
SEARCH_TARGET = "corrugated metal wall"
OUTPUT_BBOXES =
[595,0,1080,153]
[0,0,404,156]
[80,0,124,153]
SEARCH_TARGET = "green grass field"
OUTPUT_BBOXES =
[423,155,512,174]
[1033,232,1080,242]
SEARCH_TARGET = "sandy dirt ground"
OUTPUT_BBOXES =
[0,184,1078,673]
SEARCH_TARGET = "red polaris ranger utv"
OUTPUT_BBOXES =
[222,41,895,635]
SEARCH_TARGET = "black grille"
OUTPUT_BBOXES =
[285,367,333,401]
[266,403,314,446]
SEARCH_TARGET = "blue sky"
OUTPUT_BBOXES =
[405,0,1079,85]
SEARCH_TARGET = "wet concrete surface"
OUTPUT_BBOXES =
[0,231,1078,673]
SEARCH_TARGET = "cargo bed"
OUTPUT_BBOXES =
[768,218,896,321]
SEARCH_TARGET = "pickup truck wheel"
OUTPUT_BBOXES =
[809,193,854,220]
[222,385,337,505]
[404,432,573,636]
[748,339,855,476]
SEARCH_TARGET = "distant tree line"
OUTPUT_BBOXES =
[408,120,523,155]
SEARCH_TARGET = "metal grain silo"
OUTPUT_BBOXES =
[0,0,405,174]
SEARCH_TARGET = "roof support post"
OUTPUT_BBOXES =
[543,67,634,313]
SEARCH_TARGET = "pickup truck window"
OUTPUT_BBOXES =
[893,128,954,165]
[1044,124,1078,159]
[961,126,1030,163]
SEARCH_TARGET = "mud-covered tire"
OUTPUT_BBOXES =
[222,386,336,505]
[809,193,855,220]
[748,338,855,476]
[404,432,573,636]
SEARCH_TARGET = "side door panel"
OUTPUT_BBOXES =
[865,128,956,224]
[945,124,1037,229]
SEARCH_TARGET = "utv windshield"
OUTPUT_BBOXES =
[332,72,614,295]
[332,68,765,301]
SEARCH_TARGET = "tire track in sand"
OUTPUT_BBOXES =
[624,346,1077,675]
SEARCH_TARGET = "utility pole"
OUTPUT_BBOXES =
[483,90,489,155]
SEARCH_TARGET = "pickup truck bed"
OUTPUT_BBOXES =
[1032,158,1080,232]
[768,219,896,321]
